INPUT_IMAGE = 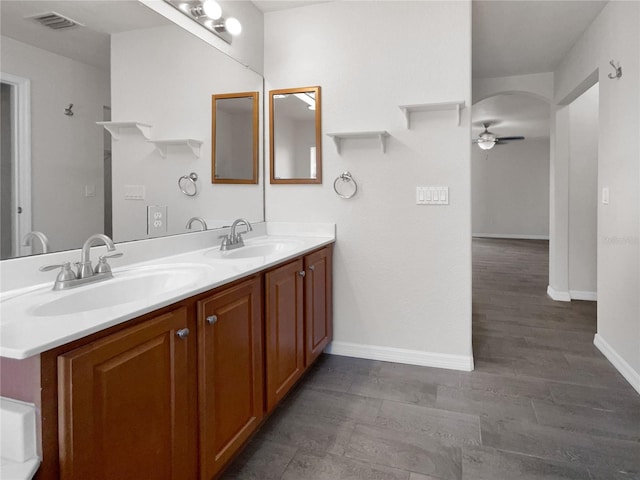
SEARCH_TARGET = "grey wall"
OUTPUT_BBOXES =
[472,138,550,239]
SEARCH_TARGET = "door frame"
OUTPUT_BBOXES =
[1,72,32,256]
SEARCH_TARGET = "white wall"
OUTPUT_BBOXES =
[553,1,640,391]
[568,84,598,297]
[111,24,264,240]
[472,138,550,238]
[1,36,109,253]
[265,1,473,369]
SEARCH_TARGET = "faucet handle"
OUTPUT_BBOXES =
[40,262,76,281]
[94,252,123,274]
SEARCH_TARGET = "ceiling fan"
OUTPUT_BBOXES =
[472,122,525,150]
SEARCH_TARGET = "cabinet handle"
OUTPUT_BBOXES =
[176,328,190,339]
[206,315,218,325]
[298,270,306,277]
[309,265,315,271]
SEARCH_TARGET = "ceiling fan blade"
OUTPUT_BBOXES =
[496,136,525,141]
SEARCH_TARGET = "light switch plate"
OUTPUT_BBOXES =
[602,187,609,205]
[416,186,449,205]
[147,205,168,235]
[125,185,146,200]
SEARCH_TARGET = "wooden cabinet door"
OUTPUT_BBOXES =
[197,277,263,480]
[265,259,304,412]
[304,246,333,366]
[57,308,190,480]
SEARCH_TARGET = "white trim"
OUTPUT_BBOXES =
[547,285,571,302]
[569,290,597,301]
[325,341,474,372]
[472,233,550,240]
[1,72,32,257]
[594,334,640,395]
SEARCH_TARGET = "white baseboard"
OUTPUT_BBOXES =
[547,285,571,302]
[472,233,550,240]
[569,290,597,301]
[325,341,474,372]
[594,334,640,395]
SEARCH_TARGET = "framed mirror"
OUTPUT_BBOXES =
[212,92,259,184]
[0,0,264,260]
[269,86,322,184]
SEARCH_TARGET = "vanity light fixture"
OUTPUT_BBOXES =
[164,0,242,44]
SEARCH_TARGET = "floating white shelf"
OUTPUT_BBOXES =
[148,139,203,158]
[326,131,390,154]
[96,121,152,140]
[398,101,465,128]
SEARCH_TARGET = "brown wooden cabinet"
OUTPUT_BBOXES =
[265,258,305,412]
[197,276,263,480]
[304,246,333,366]
[265,245,333,411]
[50,245,333,480]
[57,307,191,480]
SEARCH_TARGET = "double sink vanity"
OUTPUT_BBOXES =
[0,222,335,479]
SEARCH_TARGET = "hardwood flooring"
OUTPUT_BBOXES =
[221,238,640,480]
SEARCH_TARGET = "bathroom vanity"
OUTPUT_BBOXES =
[0,229,334,480]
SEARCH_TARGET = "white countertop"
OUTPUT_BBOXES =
[0,232,334,360]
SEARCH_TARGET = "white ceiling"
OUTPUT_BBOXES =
[472,0,607,79]
[0,1,170,70]
[471,0,607,142]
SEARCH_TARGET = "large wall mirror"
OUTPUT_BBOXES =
[0,0,264,260]
[212,92,259,184]
[269,86,322,184]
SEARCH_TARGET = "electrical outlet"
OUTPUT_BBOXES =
[147,205,168,236]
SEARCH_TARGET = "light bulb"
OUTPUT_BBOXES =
[225,17,242,36]
[202,0,222,19]
[477,140,495,150]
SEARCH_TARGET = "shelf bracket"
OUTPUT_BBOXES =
[326,131,390,155]
[149,139,203,158]
[96,122,152,140]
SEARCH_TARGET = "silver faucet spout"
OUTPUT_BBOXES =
[22,231,50,253]
[220,218,253,251]
[230,218,252,238]
[186,217,208,231]
[79,234,116,278]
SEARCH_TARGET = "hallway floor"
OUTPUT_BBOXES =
[221,238,640,480]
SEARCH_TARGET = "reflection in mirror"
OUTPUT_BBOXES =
[270,86,322,184]
[212,92,259,184]
[0,1,264,260]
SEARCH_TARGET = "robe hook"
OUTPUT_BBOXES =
[64,104,74,116]
[608,60,622,79]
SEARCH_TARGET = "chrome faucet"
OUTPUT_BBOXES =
[22,231,50,253]
[40,234,122,291]
[78,234,116,278]
[186,217,208,231]
[219,218,252,251]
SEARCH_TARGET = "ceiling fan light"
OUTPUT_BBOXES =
[478,140,495,150]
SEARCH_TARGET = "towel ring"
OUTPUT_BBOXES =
[178,172,199,197]
[334,172,358,199]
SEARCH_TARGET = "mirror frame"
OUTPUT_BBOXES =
[269,86,322,184]
[211,91,259,184]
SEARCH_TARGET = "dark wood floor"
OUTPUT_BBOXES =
[221,238,640,480]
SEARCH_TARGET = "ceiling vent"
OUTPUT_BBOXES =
[25,12,84,30]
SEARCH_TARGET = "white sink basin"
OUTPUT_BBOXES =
[26,263,215,317]
[205,238,304,260]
